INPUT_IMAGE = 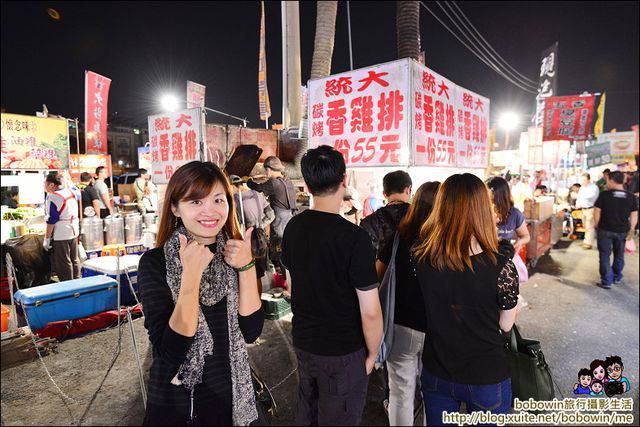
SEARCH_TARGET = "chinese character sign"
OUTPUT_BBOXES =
[455,87,490,168]
[147,107,202,184]
[1,113,69,170]
[412,63,458,167]
[534,42,558,127]
[137,146,152,172]
[308,59,411,167]
[543,94,596,142]
[85,71,112,154]
[187,81,206,109]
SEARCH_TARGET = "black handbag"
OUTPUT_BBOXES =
[504,324,555,403]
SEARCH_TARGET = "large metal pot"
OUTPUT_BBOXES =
[104,216,125,245]
[124,213,143,245]
[80,217,104,251]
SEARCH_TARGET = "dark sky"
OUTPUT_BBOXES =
[2,1,638,133]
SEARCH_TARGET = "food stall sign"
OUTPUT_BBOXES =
[69,154,112,181]
[1,113,70,170]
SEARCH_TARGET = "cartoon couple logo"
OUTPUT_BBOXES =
[574,355,631,397]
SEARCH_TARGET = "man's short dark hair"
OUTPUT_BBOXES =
[96,166,105,175]
[80,172,93,183]
[603,168,611,175]
[383,170,412,196]
[604,355,623,369]
[45,172,62,186]
[138,168,147,175]
[578,368,591,379]
[610,171,625,185]
[301,145,345,196]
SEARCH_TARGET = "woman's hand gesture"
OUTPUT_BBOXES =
[179,234,214,277]
[224,227,254,269]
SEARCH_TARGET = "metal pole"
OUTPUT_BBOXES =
[127,308,148,407]
[281,0,288,129]
[202,106,249,126]
[75,118,81,155]
[347,1,354,70]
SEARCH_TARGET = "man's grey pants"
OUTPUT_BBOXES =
[295,347,369,426]
[52,239,81,282]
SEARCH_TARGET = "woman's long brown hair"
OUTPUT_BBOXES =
[486,176,513,225]
[413,173,498,271]
[156,161,242,248]
[397,181,440,242]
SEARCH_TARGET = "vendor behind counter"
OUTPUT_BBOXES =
[1,187,19,208]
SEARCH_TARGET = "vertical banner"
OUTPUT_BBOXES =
[411,63,457,167]
[85,71,111,154]
[454,87,490,168]
[258,0,271,121]
[186,81,206,109]
[534,42,558,127]
[543,94,596,142]
[308,59,411,167]
[147,107,202,184]
[593,92,606,136]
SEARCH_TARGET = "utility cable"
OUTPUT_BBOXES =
[419,1,538,94]
[435,1,538,90]
[449,0,539,86]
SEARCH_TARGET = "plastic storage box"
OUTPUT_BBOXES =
[82,255,141,306]
[13,275,119,330]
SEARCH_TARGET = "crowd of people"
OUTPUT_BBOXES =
[138,144,547,426]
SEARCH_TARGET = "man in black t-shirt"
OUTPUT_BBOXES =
[281,145,382,426]
[79,172,101,217]
[360,170,412,256]
[594,171,639,289]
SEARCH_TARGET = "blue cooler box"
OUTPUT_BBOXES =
[14,275,119,330]
[82,255,141,306]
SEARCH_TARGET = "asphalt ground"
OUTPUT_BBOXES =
[1,238,638,425]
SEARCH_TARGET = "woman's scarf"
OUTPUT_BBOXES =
[164,225,257,425]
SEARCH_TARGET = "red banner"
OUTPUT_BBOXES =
[542,94,595,142]
[85,71,111,154]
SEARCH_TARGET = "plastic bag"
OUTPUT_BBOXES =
[78,241,87,261]
[513,252,529,283]
[625,239,636,254]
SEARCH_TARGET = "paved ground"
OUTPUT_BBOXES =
[1,238,638,426]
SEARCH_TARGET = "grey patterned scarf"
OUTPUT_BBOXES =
[164,225,257,426]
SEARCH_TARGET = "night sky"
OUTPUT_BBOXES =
[1,1,638,133]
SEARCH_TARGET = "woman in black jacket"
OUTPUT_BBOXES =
[139,161,264,426]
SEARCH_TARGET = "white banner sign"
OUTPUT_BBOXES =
[307,59,411,167]
[411,63,457,167]
[597,131,636,163]
[148,107,203,184]
[308,59,490,169]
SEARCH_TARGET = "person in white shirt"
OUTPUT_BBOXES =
[94,166,113,218]
[44,173,81,281]
[576,173,600,249]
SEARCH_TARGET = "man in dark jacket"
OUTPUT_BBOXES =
[360,170,412,256]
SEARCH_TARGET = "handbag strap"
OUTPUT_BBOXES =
[391,232,400,261]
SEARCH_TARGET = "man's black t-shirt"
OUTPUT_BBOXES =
[81,184,99,211]
[594,189,639,233]
[378,233,426,333]
[281,209,378,356]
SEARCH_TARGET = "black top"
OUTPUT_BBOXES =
[247,177,296,212]
[1,196,18,209]
[594,189,639,233]
[378,233,426,332]
[281,209,378,356]
[360,202,410,255]
[416,252,519,385]
[81,184,99,208]
[138,247,264,418]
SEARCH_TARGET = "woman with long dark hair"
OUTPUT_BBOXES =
[486,176,530,253]
[413,174,520,424]
[376,181,440,426]
[138,161,263,426]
